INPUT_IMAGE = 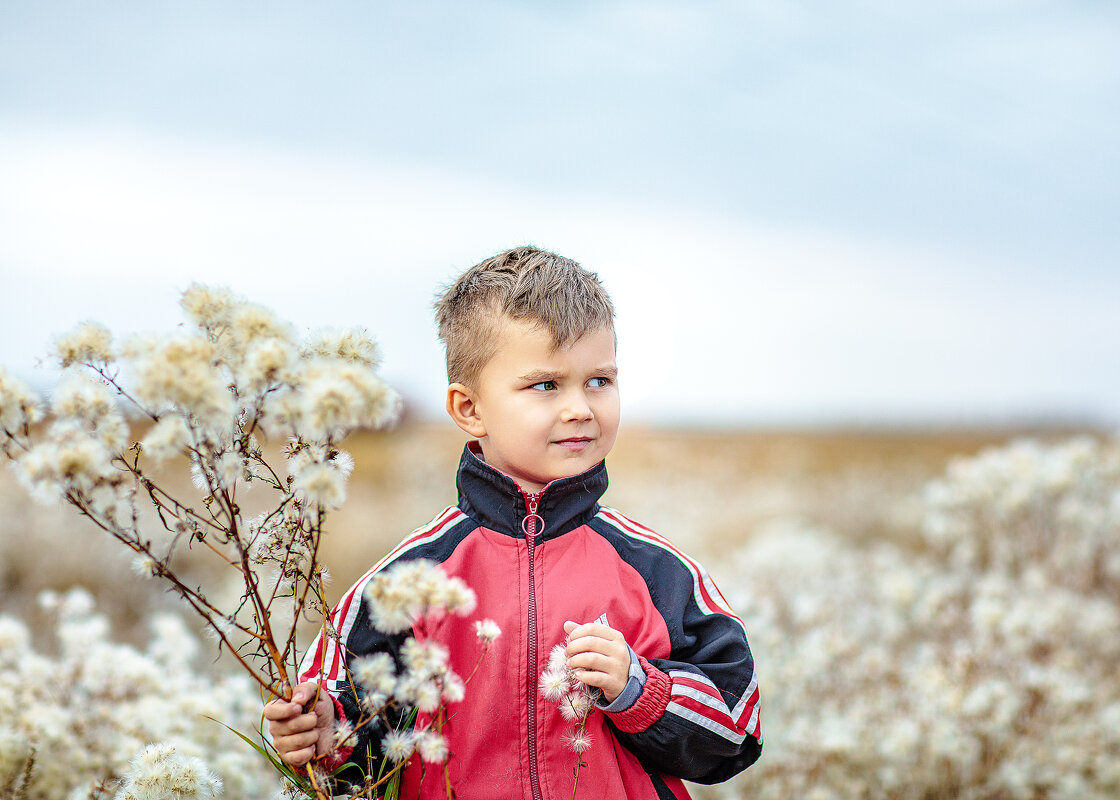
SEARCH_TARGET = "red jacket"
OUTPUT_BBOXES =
[299,443,761,799]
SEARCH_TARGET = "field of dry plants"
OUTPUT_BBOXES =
[2,421,1118,799]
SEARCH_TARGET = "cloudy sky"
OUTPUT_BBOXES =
[2,1,1117,426]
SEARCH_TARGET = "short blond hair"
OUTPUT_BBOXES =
[435,246,615,386]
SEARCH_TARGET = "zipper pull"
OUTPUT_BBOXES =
[523,491,545,537]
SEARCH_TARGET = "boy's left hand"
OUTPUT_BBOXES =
[564,620,630,703]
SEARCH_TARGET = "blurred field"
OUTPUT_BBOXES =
[2,421,1088,621]
[318,422,1083,595]
[4,421,1118,799]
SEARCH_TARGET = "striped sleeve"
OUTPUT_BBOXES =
[594,507,762,783]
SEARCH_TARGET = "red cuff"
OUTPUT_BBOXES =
[604,656,670,734]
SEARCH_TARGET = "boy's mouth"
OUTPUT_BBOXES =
[553,436,593,451]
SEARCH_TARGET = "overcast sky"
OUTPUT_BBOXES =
[2,1,1117,427]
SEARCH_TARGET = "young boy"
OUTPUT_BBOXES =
[265,247,762,799]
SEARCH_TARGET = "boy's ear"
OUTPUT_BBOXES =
[446,383,487,438]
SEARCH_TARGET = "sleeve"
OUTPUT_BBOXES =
[600,545,762,784]
[296,572,409,790]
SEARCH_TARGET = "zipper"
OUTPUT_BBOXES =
[523,491,545,800]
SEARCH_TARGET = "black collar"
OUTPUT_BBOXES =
[454,442,608,540]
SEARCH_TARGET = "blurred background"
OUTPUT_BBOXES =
[2,3,1119,799]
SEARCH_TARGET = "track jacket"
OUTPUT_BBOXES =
[298,443,762,799]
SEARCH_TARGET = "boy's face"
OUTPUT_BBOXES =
[454,318,619,494]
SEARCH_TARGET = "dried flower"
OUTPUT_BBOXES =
[53,321,113,368]
[352,652,396,695]
[142,416,191,462]
[474,618,501,644]
[381,730,415,764]
[0,367,43,432]
[291,459,347,509]
[416,731,449,764]
[113,743,223,800]
[304,328,382,368]
[563,729,592,755]
[539,669,570,703]
[180,283,238,331]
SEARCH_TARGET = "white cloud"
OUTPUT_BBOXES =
[1,125,1116,425]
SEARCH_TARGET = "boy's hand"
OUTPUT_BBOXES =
[564,620,630,703]
[264,681,337,767]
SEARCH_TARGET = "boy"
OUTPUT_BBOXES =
[265,247,762,799]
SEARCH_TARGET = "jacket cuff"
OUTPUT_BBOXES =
[604,656,670,734]
[323,693,355,767]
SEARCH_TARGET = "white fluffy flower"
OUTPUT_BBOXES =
[381,730,415,764]
[53,321,113,368]
[114,743,222,800]
[304,328,382,368]
[127,333,235,432]
[0,366,43,432]
[474,618,501,644]
[142,416,191,462]
[539,669,570,703]
[291,460,347,509]
[416,731,449,764]
[352,652,396,695]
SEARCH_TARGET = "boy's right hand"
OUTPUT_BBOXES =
[264,681,337,767]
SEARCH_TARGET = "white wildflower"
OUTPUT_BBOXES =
[329,449,354,478]
[142,416,191,462]
[416,731,449,764]
[352,652,396,695]
[0,616,30,654]
[563,729,592,754]
[413,680,442,713]
[333,719,358,750]
[215,451,248,491]
[401,638,450,679]
[441,672,466,704]
[381,730,415,764]
[0,366,43,432]
[360,691,389,715]
[230,303,295,352]
[242,338,296,391]
[291,459,347,509]
[127,333,234,431]
[298,360,399,438]
[475,618,501,644]
[180,283,239,331]
[443,576,477,616]
[132,555,160,578]
[50,372,115,424]
[547,643,568,673]
[114,743,222,800]
[539,668,570,702]
[53,321,113,367]
[560,690,593,722]
[304,328,382,368]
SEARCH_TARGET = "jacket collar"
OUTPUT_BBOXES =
[455,441,608,540]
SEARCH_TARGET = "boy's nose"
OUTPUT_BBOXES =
[561,390,593,421]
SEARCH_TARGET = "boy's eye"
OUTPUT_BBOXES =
[588,377,612,389]
[529,381,557,391]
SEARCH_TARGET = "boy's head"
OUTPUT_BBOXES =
[435,246,615,388]
[435,246,620,492]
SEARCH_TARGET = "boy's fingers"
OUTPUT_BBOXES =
[269,711,319,736]
[263,700,301,721]
[279,744,315,767]
[568,651,618,674]
[564,621,623,643]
